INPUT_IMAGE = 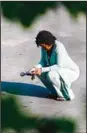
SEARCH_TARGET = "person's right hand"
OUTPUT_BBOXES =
[30,67,36,75]
[30,67,42,75]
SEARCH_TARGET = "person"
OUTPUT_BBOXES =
[30,30,80,101]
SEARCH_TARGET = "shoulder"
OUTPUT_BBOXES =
[55,40,64,47]
[55,40,65,51]
[55,40,68,56]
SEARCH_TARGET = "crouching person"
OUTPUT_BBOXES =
[30,30,80,101]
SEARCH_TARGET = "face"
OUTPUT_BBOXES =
[40,43,52,51]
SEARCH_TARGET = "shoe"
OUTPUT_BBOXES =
[47,93,58,100]
[56,97,65,101]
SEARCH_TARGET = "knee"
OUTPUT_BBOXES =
[47,71,60,81]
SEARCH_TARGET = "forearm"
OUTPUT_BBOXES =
[41,65,58,73]
[41,65,74,73]
[34,64,58,73]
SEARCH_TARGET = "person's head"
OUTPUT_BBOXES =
[35,30,56,51]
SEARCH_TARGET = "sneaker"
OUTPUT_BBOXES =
[48,94,65,101]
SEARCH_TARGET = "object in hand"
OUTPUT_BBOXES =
[20,71,35,80]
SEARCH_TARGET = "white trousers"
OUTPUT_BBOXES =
[38,70,75,100]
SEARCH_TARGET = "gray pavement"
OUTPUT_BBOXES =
[1,6,86,132]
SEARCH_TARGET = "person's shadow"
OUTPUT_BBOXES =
[1,81,50,99]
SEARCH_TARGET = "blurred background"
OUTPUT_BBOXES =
[1,1,86,133]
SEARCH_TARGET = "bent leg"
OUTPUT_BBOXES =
[47,71,75,100]
[37,71,75,100]
[47,71,64,98]
[37,73,58,96]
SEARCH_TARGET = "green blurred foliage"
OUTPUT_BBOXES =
[63,1,86,17]
[1,1,86,27]
[1,95,38,132]
[1,95,77,133]
[1,1,57,27]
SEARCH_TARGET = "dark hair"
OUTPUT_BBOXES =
[35,30,56,47]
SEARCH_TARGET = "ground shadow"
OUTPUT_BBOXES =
[1,81,50,98]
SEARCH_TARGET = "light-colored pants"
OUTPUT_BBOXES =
[37,71,75,100]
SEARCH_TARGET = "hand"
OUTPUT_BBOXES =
[30,67,36,75]
[30,68,42,76]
